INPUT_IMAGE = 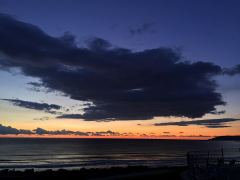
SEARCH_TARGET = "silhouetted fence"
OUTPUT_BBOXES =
[186,148,240,180]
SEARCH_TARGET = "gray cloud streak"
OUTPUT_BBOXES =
[1,99,62,114]
[154,118,240,128]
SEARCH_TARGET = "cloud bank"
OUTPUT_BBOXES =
[154,118,240,128]
[0,124,212,138]
[0,124,33,135]
[0,13,239,121]
[0,124,121,136]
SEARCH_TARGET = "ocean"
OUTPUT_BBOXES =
[0,138,239,170]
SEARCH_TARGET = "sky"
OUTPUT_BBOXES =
[0,0,240,139]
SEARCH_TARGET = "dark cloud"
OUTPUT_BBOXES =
[92,130,120,136]
[160,135,176,137]
[154,118,240,128]
[180,135,211,138]
[85,37,112,51]
[27,82,42,87]
[205,125,231,128]
[0,124,213,138]
[26,82,50,93]
[223,65,240,76]
[0,13,232,121]
[129,22,155,36]
[57,114,83,119]
[0,124,124,136]
[2,99,61,114]
[33,128,90,136]
[0,124,33,135]
[33,117,50,121]
[33,128,121,136]
[209,110,226,115]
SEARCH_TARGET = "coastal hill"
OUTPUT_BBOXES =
[211,136,240,141]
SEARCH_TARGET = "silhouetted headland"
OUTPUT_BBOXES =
[210,136,240,141]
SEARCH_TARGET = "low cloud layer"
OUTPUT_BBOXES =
[154,118,240,128]
[0,124,212,138]
[33,128,121,136]
[0,124,33,135]
[2,99,61,114]
[0,124,121,136]
[0,13,239,121]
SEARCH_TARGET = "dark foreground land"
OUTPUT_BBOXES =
[0,166,186,180]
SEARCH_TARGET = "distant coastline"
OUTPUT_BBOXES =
[210,136,240,141]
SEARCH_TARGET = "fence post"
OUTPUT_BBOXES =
[221,148,224,164]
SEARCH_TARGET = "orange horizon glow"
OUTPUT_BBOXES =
[0,134,215,140]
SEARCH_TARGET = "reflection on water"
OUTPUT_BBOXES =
[0,138,239,169]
